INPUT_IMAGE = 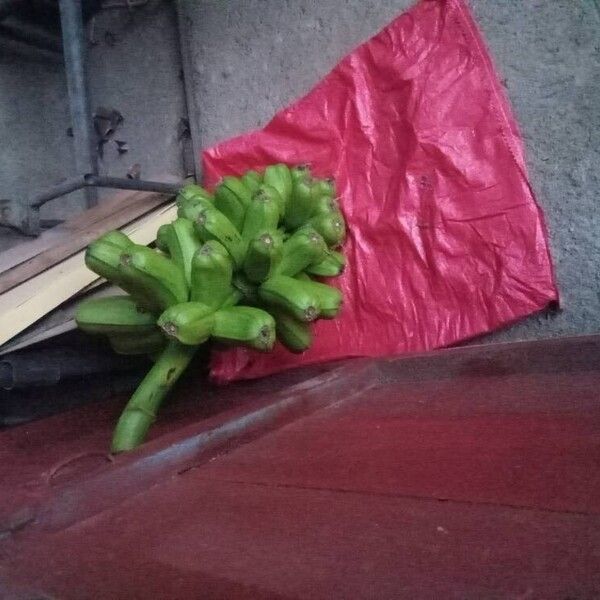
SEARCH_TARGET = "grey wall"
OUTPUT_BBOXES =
[0,0,598,341]
[0,0,185,249]
[0,49,75,236]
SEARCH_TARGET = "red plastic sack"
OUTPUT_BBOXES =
[204,0,558,383]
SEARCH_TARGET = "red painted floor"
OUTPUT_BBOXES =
[1,336,600,599]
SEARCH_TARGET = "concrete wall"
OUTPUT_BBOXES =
[0,0,598,341]
[0,0,185,249]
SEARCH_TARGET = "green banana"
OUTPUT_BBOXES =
[163,217,201,286]
[99,230,134,250]
[243,232,282,283]
[283,177,314,230]
[190,240,235,309]
[275,227,327,277]
[263,164,292,213]
[293,279,342,318]
[193,206,244,268]
[311,177,336,198]
[155,224,172,253]
[158,301,215,346]
[109,329,166,355]
[307,212,346,247]
[119,244,189,311]
[214,176,252,230]
[242,189,280,242]
[85,239,124,284]
[75,295,156,335]
[306,249,346,277]
[177,183,212,204]
[249,182,284,221]
[177,195,213,221]
[311,194,340,217]
[290,164,310,186]
[85,241,159,312]
[212,306,276,352]
[241,169,262,194]
[272,309,312,353]
[258,275,321,322]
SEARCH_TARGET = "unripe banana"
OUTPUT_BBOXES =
[275,227,327,277]
[109,329,166,355]
[249,182,284,221]
[177,183,212,204]
[193,206,244,268]
[155,224,172,253]
[75,295,156,335]
[164,218,201,286]
[85,241,160,312]
[294,279,342,318]
[283,178,314,230]
[241,169,262,194]
[311,178,336,198]
[212,306,276,352]
[306,249,346,277]
[308,212,346,247]
[263,164,292,213]
[190,240,235,309]
[290,164,310,186]
[242,189,280,242]
[272,308,312,353]
[85,239,124,284]
[214,176,252,230]
[177,195,213,221]
[158,302,214,346]
[258,275,321,322]
[243,232,282,283]
[119,245,189,311]
[311,195,340,218]
[99,230,134,250]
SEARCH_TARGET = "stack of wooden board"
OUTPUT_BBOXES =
[0,187,179,352]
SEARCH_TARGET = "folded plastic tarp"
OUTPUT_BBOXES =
[203,0,558,383]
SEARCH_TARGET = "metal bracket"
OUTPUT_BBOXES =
[0,174,182,236]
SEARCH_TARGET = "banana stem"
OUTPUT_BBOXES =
[111,341,198,453]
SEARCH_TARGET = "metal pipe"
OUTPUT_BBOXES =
[175,0,202,183]
[83,174,182,195]
[30,175,85,208]
[59,0,98,208]
[1,174,181,235]
[30,174,182,209]
[0,347,148,390]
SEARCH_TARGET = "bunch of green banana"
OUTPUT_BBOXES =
[76,164,347,454]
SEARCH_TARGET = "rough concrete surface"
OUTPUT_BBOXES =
[0,0,598,342]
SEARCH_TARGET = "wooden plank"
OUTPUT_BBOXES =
[0,189,173,294]
[0,284,121,355]
[0,202,178,347]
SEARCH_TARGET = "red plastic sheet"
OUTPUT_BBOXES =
[203,0,558,383]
